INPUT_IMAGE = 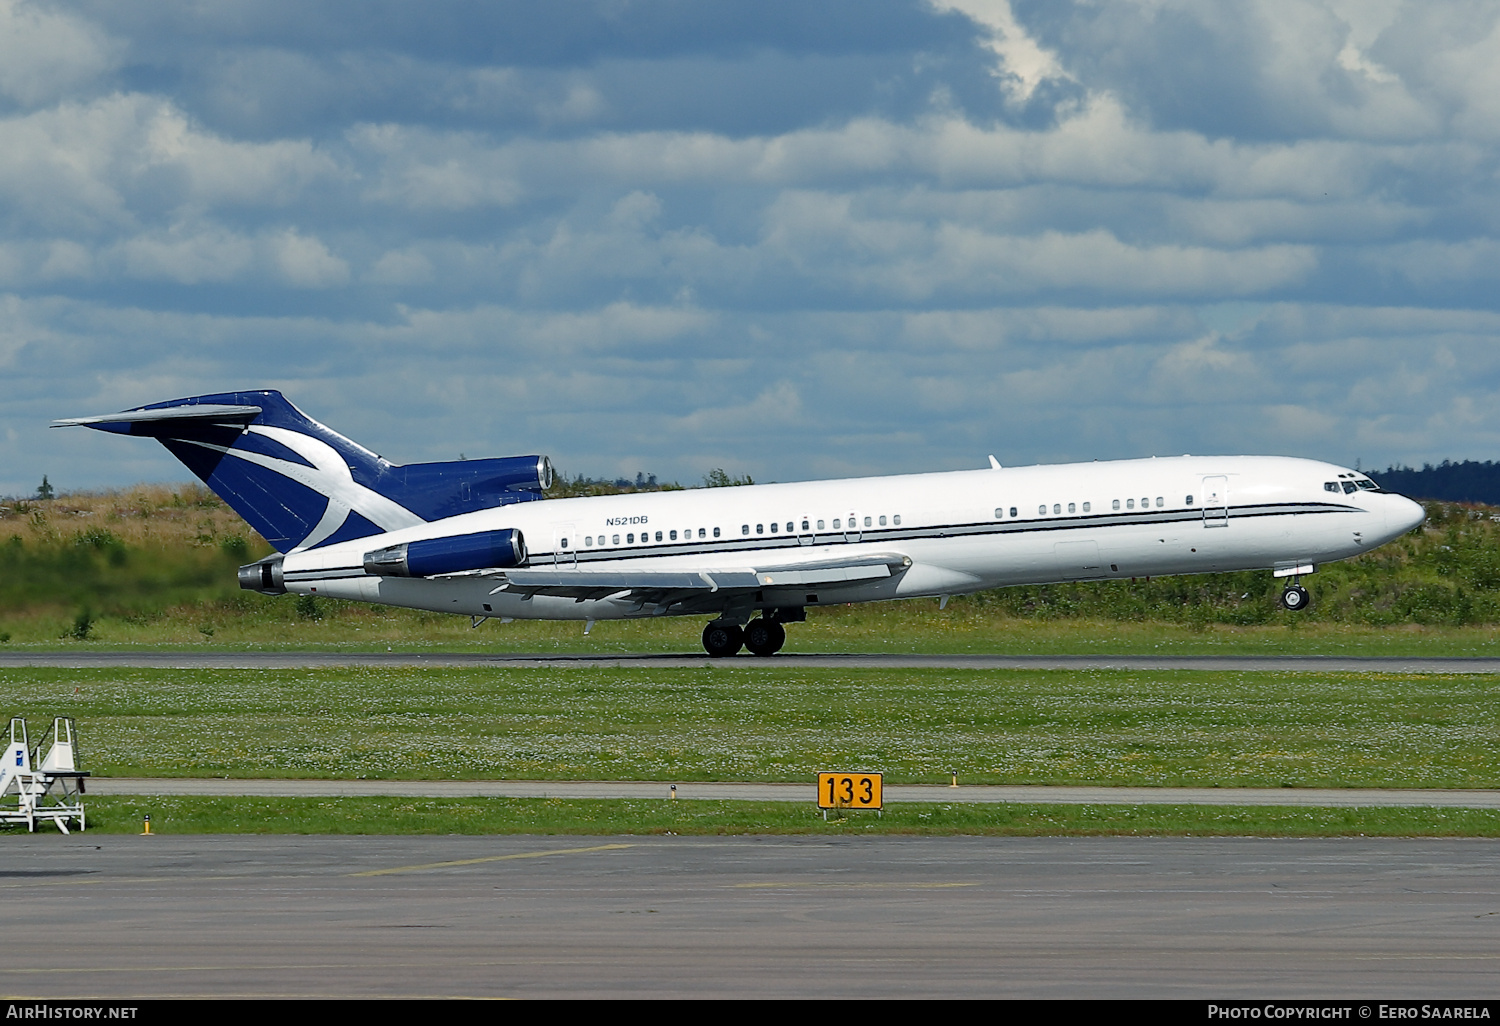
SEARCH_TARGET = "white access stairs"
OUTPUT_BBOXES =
[0,717,88,833]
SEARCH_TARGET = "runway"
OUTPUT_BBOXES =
[1,834,1496,998]
[6,650,1500,672]
[89,777,1500,808]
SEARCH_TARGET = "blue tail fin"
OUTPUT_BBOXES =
[54,390,552,552]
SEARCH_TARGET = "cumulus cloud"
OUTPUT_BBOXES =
[0,0,119,109]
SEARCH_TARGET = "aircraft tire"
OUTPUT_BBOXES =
[703,621,744,657]
[744,618,786,657]
[1280,585,1311,611]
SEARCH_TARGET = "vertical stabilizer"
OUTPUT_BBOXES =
[54,391,553,552]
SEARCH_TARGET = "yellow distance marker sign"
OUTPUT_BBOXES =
[817,772,883,811]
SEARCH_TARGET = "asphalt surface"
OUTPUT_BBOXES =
[1,834,1497,998]
[89,778,1500,808]
[6,650,1500,672]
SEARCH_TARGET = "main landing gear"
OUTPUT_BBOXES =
[702,621,744,658]
[702,610,800,657]
[1280,580,1311,611]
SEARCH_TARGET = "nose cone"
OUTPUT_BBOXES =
[1386,495,1425,536]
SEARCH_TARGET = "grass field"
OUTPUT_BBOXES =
[73,795,1500,837]
[8,484,1500,656]
[7,486,1500,837]
[7,665,1499,788]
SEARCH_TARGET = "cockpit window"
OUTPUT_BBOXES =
[1342,481,1358,494]
[1324,482,1339,492]
[1356,478,1380,491]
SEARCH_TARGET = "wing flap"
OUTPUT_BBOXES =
[497,554,909,602]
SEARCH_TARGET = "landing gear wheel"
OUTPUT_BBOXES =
[702,621,744,657]
[743,618,787,657]
[1280,584,1311,611]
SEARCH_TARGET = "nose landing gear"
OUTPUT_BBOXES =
[1280,580,1311,611]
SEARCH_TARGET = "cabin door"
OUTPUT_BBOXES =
[1201,477,1229,528]
[842,511,862,544]
[552,523,578,566]
[797,513,815,545]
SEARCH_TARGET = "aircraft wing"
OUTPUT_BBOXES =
[495,553,911,607]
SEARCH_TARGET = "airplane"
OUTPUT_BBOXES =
[55,390,1426,657]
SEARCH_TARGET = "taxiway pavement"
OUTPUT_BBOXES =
[1,834,1496,999]
[88,777,1500,808]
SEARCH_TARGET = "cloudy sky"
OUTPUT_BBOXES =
[5,0,1500,495]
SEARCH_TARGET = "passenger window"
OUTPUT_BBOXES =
[879,515,887,526]
[742,525,749,535]
[1067,503,1075,514]
[769,522,777,533]
[561,538,568,548]
[713,527,720,538]
[669,530,677,541]
[834,518,841,529]
[1006,508,1014,519]
[1185,495,1194,505]
[801,520,809,531]
[1127,499,1135,510]
[1038,505,1046,515]
[894,515,902,525]
[817,520,825,530]
[1082,502,1090,512]
[585,536,593,546]
[612,534,620,545]
[655,531,663,542]
[863,516,871,527]
[995,508,1004,519]
[1113,499,1120,510]
[757,524,765,534]
[1141,498,1148,508]
[1052,504,1061,514]
[787,522,794,532]
[627,533,634,543]
[1156,497,1163,508]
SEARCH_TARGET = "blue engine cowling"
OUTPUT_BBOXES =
[362,529,527,577]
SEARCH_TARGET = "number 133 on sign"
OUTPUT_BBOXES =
[817,772,882,810]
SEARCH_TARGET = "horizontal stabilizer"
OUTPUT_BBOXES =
[52,405,262,431]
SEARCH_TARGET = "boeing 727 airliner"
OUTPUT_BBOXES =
[56,390,1425,656]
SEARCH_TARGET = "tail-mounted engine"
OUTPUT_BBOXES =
[238,556,286,595]
[362,528,527,577]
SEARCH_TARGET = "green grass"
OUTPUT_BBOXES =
[15,598,1500,656]
[9,666,1500,788]
[65,796,1500,837]
[10,490,1500,655]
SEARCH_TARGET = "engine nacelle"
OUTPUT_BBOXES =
[238,556,286,595]
[362,529,527,577]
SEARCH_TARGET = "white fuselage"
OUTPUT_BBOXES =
[279,455,1424,622]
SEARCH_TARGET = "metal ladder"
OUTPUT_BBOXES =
[0,717,88,833]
